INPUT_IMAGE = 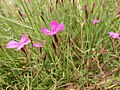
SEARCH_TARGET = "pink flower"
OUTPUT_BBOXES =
[41,21,64,36]
[33,42,43,48]
[101,49,107,54]
[33,40,46,48]
[33,41,46,54]
[6,35,30,50]
[92,20,100,24]
[109,32,120,39]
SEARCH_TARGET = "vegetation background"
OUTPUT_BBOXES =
[0,0,120,90]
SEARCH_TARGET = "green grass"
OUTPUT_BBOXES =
[0,0,120,90]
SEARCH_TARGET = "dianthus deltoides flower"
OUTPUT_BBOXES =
[41,21,64,44]
[33,42,43,48]
[41,21,64,36]
[6,35,30,50]
[33,40,46,54]
[92,20,100,24]
[109,32,120,39]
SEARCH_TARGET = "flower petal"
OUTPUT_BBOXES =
[38,43,43,47]
[109,32,120,39]
[48,24,64,36]
[33,42,40,47]
[19,35,27,43]
[50,21,59,30]
[16,44,24,50]
[92,20,100,24]
[41,27,51,35]
[6,40,19,48]
[55,24,64,32]
[33,42,42,48]
[109,32,114,36]
[23,39,31,45]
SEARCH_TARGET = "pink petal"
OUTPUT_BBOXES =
[41,21,64,36]
[17,35,30,50]
[50,21,59,30]
[109,32,114,36]
[6,40,19,48]
[41,27,51,35]
[109,32,115,35]
[16,44,24,50]
[19,35,27,43]
[92,20,100,24]
[109,32,120,39]
[33,42,42,48]
[33,43,39,47]
[55,24,64,32]
[39,43,43,47]
[47,24,64,36]
[23,39,31,45]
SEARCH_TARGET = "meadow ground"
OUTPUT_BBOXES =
[0,0,120,90]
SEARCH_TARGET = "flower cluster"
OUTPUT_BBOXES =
[6,35,46,54]
[7,20,119,56]
[6,21,64,55]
